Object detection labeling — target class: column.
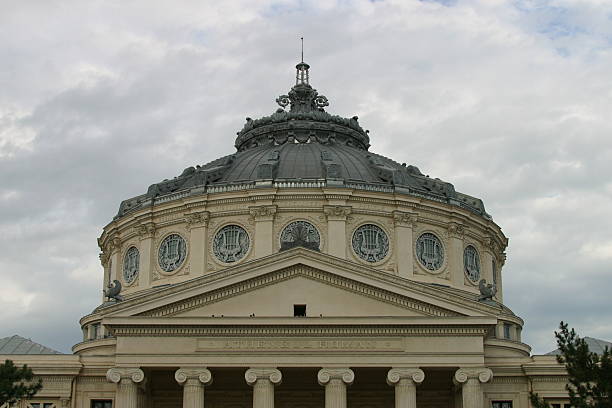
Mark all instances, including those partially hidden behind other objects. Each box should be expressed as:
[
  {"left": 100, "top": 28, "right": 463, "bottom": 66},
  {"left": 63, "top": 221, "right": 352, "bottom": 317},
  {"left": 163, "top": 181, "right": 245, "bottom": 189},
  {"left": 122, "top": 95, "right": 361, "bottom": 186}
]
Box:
[
  {"left": 392, "top": 212, "right": 418, "bottom": 279},
  {"left": 185, "top": 212, "right": 210, "bottom": 275},
  {"left": 317, "top": 368, "right": 354, "bottom": 408},
  {"left": 454, "top": 368, "right": 493, "bottom": 408},
  {"left": 386, "top": 368, "right": 424, "bottom": 408},
  {"left": 175, "top": 368, "right": 212, "bottom": 408},
  {"left": 106, "top": 368, "right": 145, "bottom": 408},
  {"left": 249, "top": 206, "right": 277, "bottom": 257},
  {"left": 137, "top": 222, "right": 156, "bottom": 288},
  {"left": 447, "top": 223, "right": 465, "bottom": 286},
  {"left": 323, "top": 206, "right": 351, "bottom": 259},
  {"left": 245, "top": 368, "right": 282, "bottom": 408}
]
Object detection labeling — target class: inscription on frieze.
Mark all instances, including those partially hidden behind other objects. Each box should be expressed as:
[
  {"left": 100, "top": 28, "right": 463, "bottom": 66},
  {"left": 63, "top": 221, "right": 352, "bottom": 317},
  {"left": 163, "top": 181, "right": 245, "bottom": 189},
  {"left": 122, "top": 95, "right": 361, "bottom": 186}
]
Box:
[{"left": 196, "top": 337, "right": 403, "bottom": 352}]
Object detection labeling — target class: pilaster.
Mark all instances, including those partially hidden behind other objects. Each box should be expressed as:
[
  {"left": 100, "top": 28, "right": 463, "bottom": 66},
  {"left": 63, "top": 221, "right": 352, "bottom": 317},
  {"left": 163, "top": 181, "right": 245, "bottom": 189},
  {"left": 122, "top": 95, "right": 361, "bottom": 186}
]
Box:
[
  {"left": 447, "top": 223, "right": 465, "bottom": 286},
  {"left": 317, "top": 368, "right": 354, "bottom": 408},
  {"left": 454, "top": 367, "right": 493, "bottom": 408},
  {"left": 392, "top": 212, "right": 417, "bottom": 278},
  {"left": 249, "top": 206, "right": 277, "bottom": 257},
  {"left": 185, "top": 212, "right": 210, "bottom": 275},
  {"left": 106, "top": 368, "right": 145, "bottom": 408},
  {"left": 323, "top": 206, "right": 351, "bottom": 259},
  {"left": 109, "top": 236, "right": 121, "bottom": 284},
  {"left": 482, "top": 236, "right": 495, "bottom": 288},
  {"left": 137, "top": 222, "right": 156, "bottom": 288},
  {"left": 175, "top": 368, "right": 213, "bottom": 408},
  {"left": 386, "top": 368, "right": 424, "bottom": 408},
  {"left": 245, "top": 368, "right": 282, "bottom": 408}
]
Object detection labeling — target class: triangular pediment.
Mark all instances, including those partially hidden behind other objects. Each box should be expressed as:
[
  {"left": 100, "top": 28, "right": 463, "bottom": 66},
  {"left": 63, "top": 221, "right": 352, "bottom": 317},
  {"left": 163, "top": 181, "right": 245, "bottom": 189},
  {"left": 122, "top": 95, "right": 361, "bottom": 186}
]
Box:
[{"left": 102, "top": 249, "right": 499, "bottom": 321}]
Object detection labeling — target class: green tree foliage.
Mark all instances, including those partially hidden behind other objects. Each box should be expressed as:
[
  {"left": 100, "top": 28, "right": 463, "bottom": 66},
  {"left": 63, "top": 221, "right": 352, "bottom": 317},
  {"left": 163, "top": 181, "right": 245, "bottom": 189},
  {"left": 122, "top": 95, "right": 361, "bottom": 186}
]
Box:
[
  {"left": 0, "top": 360, "right": 42, "bottom": 405},
  {"left": 530, "top": 322, "right": 612, "bottom": 408}
]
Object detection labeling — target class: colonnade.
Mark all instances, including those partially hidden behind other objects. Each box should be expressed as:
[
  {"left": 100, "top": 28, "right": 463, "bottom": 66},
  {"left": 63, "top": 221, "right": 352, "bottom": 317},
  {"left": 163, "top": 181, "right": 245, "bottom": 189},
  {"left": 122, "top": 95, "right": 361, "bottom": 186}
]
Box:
[{"left": 106, "top": 366, "right": 493, "bottom": 408}]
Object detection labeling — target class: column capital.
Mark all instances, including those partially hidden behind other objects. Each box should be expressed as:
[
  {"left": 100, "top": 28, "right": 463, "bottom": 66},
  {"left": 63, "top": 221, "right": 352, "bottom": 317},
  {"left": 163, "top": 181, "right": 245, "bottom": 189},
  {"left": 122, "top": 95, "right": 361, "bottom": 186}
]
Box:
[
  {"left": 323, "top": 205, "right": 351, "bottom": 221},
  {"left": 392, "top": 211, "right": 418, "bottom": 227},
  {"left": 454, "top": 367, "right": 493, "bottom": 384},
  {"left": 249, "top": 205, "right": 277, "bottom": 221},
  {"left": 106, "top": 367, "right": 145, "bottom": 384},
  {"left": 137, "top": 222, "right": 156, "bottom": 240},
  {"left": 386, "top": 367, "right": 425, "bottom": 386},
  {"left": 317, "top": 368, "right": 354, "bottom": 386},
  {"left": 175, "top": 368, "right": 212, "bottom": 386},
  {"left": 185, "top": 212, "right": 210, "bottom": 230},
  {"left": 245, "top": 368, "right": 282, "bottom": 386}
]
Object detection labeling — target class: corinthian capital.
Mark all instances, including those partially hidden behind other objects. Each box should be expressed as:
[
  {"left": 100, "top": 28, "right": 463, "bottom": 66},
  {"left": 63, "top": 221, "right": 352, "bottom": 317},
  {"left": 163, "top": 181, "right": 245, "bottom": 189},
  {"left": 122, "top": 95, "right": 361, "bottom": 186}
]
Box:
[
  {"left": 249, "top": 205, "right": 277, "bottom": 221},
  {"left": 175, "top": 368, "right": 212, "bottom": 385},
  {"left": 323, "top": 205, "right": 351, "bottom": 220},
  {"left": 106, "top": 367, "right": 145, "bottom": 384},
  {"left": 245, "top": 368, "right": 282, "bottom": 386},
  {"left": 386, "top": 367, "right": 425, "bottom": 386},
  {"left": 317, "top": 368, "right": 354, "bottom": 386},
  {"left": 454, "top": 367, "right": 493, "bottom": 384},
  {"left": 392, "top": 211, "right": 418, "bottom": 227}
]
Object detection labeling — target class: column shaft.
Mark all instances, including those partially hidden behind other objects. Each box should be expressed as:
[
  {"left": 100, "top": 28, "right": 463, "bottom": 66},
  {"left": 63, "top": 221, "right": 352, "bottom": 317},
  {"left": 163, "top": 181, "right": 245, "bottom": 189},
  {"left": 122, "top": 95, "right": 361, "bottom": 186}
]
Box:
[
  {"left": 394, "top": 378, "right": 417, "bottom": 408},
  {"left": 182, "top": 379, "right": 205, "bottom": 408},
  {"left": 253, "top": 379, "right": 274, "bottom": 408},
  {"left": 117, "top": 379, "right": 138, "bottom": 408},
  {"left": 324, "top": 379, "right": 346, "bottom": 408},
  {"left": 462, "top": 378, "right": 482, "bottom": 408}
]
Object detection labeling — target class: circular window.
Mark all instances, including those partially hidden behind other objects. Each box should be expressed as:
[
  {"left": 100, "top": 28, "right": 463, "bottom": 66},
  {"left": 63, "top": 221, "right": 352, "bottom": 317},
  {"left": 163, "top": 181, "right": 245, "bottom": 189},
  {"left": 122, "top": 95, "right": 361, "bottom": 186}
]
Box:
[
  {"left": 464, "top": 245, "right": 481, "bottom": 282},
  {"left": 213, "top": 225, "right": 250, "bottom": 263},
  {"left": 158, "top": 234, "right": 187, "bottom": 272},
  {"left": 123, "top": 246, "right": 139, "bottom": 283},
  {"left": 415, "top": 233, "right": 444, "bottom": 271},
  {"left": 352, "top": 224, "right": 389, "bottom": 263},
  {"left": 280, "top": 221, "right": 320, "bottom": 251}
]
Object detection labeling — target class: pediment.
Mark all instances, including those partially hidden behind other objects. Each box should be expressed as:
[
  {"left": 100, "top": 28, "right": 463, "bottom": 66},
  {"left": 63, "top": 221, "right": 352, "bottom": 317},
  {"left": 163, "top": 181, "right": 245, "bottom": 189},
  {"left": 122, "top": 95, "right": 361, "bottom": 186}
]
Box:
[{"left": 102, "top": 249, "right": 499, "bottom": 321}]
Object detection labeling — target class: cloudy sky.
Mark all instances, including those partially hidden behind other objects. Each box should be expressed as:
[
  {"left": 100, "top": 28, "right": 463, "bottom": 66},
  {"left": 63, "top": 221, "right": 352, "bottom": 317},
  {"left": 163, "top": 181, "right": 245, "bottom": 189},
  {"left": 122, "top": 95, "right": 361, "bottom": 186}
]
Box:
[{"left": 1, "top": 0, "right": 611, "bottom": 354}]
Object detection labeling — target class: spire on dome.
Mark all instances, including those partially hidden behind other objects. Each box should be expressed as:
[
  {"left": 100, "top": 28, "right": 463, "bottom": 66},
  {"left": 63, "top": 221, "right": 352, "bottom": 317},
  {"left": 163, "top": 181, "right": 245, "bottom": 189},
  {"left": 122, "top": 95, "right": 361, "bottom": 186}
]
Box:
[{"left": 276, "top": 40, "right": 329, "bottom": 113}]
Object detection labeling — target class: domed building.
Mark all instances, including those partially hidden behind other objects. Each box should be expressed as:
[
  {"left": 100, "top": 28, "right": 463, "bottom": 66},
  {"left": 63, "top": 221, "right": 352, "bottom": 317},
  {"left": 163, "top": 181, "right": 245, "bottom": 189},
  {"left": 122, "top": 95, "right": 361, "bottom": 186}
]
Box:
[{"left": 2, "top": 62, "right": 571, "bottom": 408}]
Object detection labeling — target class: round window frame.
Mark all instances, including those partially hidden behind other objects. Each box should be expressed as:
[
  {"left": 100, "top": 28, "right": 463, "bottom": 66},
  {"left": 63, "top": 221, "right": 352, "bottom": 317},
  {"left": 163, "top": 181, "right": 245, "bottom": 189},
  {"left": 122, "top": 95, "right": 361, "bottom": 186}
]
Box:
[
  {"left": 278, "top": 219, "right": 322, "bottom": 252},
  {"left": 350, "top": 222, "right": 391, "bottom": 265},
  {"left": 157, "top": 232, "right": 189, "bottom": 275},
  {"left": 414, "top": 231, "right": 446, "bottom": 274},
  {"left": 463, "top": 244, "right": 481, "bottom": 284},
  {"left": 211, "top": 223, "right": 251, "bottom": 265},
  {"left": 122, "top": 245, "right": 140, "bottom": 285}
]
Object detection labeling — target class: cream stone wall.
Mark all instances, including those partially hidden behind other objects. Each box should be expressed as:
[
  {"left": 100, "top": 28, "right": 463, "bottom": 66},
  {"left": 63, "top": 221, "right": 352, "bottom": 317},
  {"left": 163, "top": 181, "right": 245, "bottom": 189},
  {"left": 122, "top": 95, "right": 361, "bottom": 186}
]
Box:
[{"left": 97, "top": 187, "right": 508, "bottom": 302}]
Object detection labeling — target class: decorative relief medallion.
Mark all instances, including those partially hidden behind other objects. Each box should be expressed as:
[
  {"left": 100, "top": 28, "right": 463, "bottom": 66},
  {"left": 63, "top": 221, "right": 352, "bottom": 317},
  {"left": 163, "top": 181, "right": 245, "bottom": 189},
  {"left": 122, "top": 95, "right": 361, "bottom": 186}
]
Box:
[
  {"left": 213, "top": 225, "right": 250, "bottom": 263},
  {"left": 352, "top": 224, "right": 389, "bottom": 262},
  {"left": 464, "top": 245, "right": 481, "bottom": 282},
  {"left": 280, "top": 220, "right": 320, "bottom": 251},
  {"left": 415, "top": 233, "right": 444, "bottom": 271},
  {"left": 158, "top": 234, "right": 187, "bottom": 272},
  {"left": 122, "top": 246, "right": 139, "bottom": 283}
]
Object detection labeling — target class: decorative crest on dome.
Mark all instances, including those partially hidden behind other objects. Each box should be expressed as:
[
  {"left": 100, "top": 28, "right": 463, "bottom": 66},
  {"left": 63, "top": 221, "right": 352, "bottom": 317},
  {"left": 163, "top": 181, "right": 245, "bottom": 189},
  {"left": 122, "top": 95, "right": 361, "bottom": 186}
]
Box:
[{"left": 276, "top": 39, "right": 330, "bottom": 114}]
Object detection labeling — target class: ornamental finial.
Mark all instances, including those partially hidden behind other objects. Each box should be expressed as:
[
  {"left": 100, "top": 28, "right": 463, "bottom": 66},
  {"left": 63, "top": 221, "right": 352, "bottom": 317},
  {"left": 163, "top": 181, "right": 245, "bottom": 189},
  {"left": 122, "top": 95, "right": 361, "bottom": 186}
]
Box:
[{"left": 276, "top": 48, "right": 330, "bottom": 113}]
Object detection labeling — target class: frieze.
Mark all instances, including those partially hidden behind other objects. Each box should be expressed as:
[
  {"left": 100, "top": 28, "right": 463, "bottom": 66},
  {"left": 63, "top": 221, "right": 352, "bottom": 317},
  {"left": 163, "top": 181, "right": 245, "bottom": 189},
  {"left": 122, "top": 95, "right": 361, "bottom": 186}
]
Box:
[{"left": 198, "top": 338, "right": 403, "bottom": 352}]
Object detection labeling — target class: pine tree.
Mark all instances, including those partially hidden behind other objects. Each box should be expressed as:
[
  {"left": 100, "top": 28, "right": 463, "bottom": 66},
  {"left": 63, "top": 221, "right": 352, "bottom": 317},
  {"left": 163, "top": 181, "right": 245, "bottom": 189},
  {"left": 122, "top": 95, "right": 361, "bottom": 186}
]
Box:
[
  {"left": 0, "top": 360, "right": 43, "bottom": 406},
  {"left": 530, "top": 322, "right": 612, "bottom": 408}
]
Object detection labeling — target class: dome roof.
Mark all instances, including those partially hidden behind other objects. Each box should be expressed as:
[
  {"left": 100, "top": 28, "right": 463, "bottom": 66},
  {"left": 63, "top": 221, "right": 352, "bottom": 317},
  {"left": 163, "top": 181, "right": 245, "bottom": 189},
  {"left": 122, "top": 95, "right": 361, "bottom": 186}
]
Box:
[{"left": 116, "top": 62, "right": 488, "bottom": 219}]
